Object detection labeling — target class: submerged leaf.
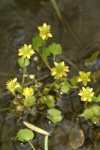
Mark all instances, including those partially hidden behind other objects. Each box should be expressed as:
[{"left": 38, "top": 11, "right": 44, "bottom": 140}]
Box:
[{"left": 69, "top": 127, "right": 84, "bottom": 149}]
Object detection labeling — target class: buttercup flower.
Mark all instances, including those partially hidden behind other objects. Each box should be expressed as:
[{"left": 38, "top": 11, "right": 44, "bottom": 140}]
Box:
[
  {"left": 78, "top": 87, "right": 94, "bottom": 102},
  {"left": 51, "top": 62, "right": 69, "bottom": 78},
  {"left": 18, "top": 44, "right": 35, "bottom": 59},
  {"left": 38, "top": 23, "right": 52, "bottom": 40},
  {"left": 6, "top": 78, "right": 20, "bottom": 94},
  {"left": 77, "top": 71, "right": 91, "bottom": 86},
  {"left": 23, "top": 87, "right": 34, "bottom": 97}
]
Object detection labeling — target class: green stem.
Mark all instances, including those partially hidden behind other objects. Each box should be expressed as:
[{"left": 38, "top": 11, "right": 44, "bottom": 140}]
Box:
[
  {"left": 50, "top": 0, "right": 62, "bottom": 20},
  {"left": 44, "top": 135, "right": 49, "bottom": 150},
  {"left": 0, "top": 107, "right": 12, "bottom": 112},
  {"left": 84, "top": 101, "right": 88, "bottom": 109},
  {"left": 36, "top": 111, "right": 47, "bottom": 116},
  {"left": 28, "top": 140, "right": 35, "bottom": 150},
  {"left": 50, "top": 0, "right": 80, "bottom": 46},
  {"left": 22, "top": 58, "right": 27, "bottom": 85},
  {"left": 38, "top": 51, "right": 51, "bottom": 70}
]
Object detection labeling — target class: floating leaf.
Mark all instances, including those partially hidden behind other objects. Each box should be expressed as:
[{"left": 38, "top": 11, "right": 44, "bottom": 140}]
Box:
[
  {"left": 83, "top": 108, "right": 95, "bottom": 119},
  {"left": 32, "top": 36, "right": 45, "bottom": 50},
  {"left": 16, "top": 128, "right": 34, "bottom": 142},
  {"left": 44, "top": 95, "right": 55, "bottom": 108},
  {"left": 24, "top": 96, "right": 36, "bottom": 108},
  {"left": 18, "top": 57, "right": 30, "bottom": 68},
  {"left": 53, "top": 83, "right": 60, "bottom": 91},
  {"left": 49, "top": 43, "right": 62, "bottom": 55},
  {"left": 60, "top": 81, "right": 71, "bottom": 93},
  {"left": 47, "top": 108, "right": 62, "bottom": 123},
  {"left": 93, "top": 95, "right": 100, "bottom": 102},
  {"left": 91, "top": 105, "right": 100, "bottom": 116},
  {"left": 69, "top": 127, "right": 84, "bottom": 149}
]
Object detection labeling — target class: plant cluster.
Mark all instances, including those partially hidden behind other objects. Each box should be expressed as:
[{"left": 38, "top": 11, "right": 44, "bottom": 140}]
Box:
[{"left": 5, "top": 23, "right": 100, "bottom": 149}]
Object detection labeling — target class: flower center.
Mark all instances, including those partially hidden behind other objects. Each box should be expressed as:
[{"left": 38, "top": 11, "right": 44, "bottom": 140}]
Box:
[{"left": 56, "top": 65, "right": 63, "bottom": 73}]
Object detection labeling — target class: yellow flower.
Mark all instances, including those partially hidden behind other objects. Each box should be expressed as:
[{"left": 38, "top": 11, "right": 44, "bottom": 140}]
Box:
[
  {"left": 38, "top": 23, "right": 52, "bottom": 40},
  {"left": 77, "top": 71, "right": 91, "bottom": 86},
  {"left": 23, "top": 87, "right": 34, "bottom": 97},
  {"left": 78, "top": 87, "right": 94, "bottom": 102},
  {"left": 18, "top": 44, "right": 35, "bottom": 59},
  {"left": 6, "top": 78, "right": 20, "bottom": 94},
  {"left": 51, "top": 62, "right": 69, "bottom": 78}
]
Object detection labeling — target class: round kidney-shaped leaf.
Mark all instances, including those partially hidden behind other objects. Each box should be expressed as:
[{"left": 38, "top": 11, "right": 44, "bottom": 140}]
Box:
[
  {"left": 16, "top": 128, "right": 34, "bottom": 142},
  {"left": 18, "top": 57, "right": 30, "bottom": 68}
]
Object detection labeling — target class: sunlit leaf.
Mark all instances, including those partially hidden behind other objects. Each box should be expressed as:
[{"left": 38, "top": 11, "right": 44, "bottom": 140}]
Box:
[
  {"left": 91, "top": 105, "right": 100, "bottom": 116},
  {"left": 44, "top": 95, "right": 55, "bottom": 108},
  {"left": 60, "top": 81, "right": 71, "bottom": 93},
  {"left": 32, "top": 36, "right": 45, "bottom": 50},
  {"left": 24, "top": 96, "right": 36, "bottom": 108},
  {"left": 47, "top": 108, "right": 62, "bottom": 123},
  {"left": 49, "top": 43, "right": 62, "bottom": 55},
  {"left": 83, "top": 108, "right": 95, "bottom": 119},
  {"left": 18, "top": 57, "right": 30, "bottom": 68},
  {"left": 93, "top": 95, "right": 100, "bottom": 102},
  {"left": 41, "top": 48, "right": 50, "bottom": 62},
  {"left": 16, "top": 128, "right": 34, "bottom": 142}
]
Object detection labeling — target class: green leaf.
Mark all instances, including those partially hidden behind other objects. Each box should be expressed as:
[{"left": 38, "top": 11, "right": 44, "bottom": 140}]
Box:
[
  {"left": 47, "top": 108, "right": 62, "bottom": 123},
  {"left": 18, "top": 57, "right": 30, "bottom": 68},
  {"left": 42, "top": 48, "right": 50, "bottom": 56},
  {"left": 60, "top": 81, "right": 71, "bottom": 93},
  {"left": 93, "top": 95, "right": 100, "bottom": 102},
  {"left": 32, "top": 36, "right": 45, "bottom": 50},
  {"left": 24, "top": 96, "right": 36, "bottom": 108},
  {"left": 69, "top": 127, "right": 84, "bottom": 149},
  {"left": 91, "top": 105, "right": 100, "bottom": 116},
  {"left": 83, "top": 108, "right": 95, "bottom": 119},
  {"left": 70, "top": 77, "right": 78, "bottom": 87},
  {"left": 15, "top": 86, "right": 23, "bottom": 93},
  {"left": 42, "top": 87, "right": 50, "bottom": 95},
  {"left": 53, "top": 83, "right": 60, "bottom": 90},
  {"left": 49, "top": 43, "right": 62, "bottom": 55},
  {"left": 16, "top": 128, "right": 34, "bottom": 142},
  {"left": 44, "top": 95, "right": 55, "bottom": 108},
  {"left": 41, "top": 48, "right": 50, "bottom": 62}
]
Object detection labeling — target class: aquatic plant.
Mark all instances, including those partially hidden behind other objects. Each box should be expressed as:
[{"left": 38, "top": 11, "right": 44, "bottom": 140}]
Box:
[{"left": 2, "top": 23, "right": 100, "bottom": 149}]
